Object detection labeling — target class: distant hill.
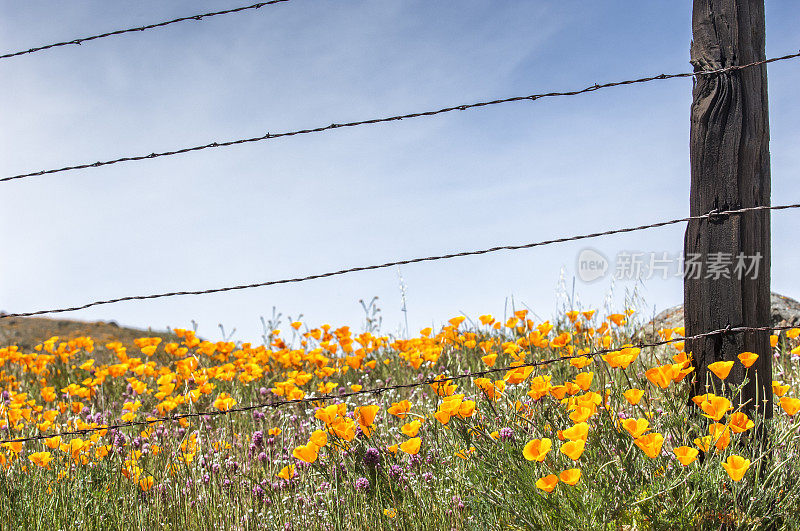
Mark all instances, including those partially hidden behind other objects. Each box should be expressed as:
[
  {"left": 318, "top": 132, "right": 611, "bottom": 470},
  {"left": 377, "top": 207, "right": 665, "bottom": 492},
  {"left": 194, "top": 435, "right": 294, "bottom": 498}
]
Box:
[{"left": 0, "top": 316, "right": 180, "bottom": 351}]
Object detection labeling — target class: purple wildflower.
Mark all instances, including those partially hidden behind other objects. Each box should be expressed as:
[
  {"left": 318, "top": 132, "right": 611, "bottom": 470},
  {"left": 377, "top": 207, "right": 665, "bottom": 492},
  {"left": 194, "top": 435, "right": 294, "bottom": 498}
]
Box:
[
  {"left": 499, "top": 427, "right": 514, "bottom": 441},
  {"left": 363, "top": 447, "right": 380, "bottom": 467},
  {"left": 354, "top": 477, "right": 370, "bottom": 491}
]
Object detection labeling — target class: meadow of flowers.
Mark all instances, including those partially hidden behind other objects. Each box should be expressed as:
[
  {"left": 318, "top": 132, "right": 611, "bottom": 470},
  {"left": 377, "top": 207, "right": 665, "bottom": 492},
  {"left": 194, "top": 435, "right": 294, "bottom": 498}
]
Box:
[{"left": 2, "top": 304, "right": 800, "bottom": 530}]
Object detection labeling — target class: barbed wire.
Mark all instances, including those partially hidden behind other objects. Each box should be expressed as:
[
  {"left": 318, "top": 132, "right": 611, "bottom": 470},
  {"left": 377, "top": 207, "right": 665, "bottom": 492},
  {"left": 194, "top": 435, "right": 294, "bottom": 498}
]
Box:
[
  {"left": 1, "top": 322, "right": 793, "bottom": 446},
  {"left": 2, "top": 50, "right": 798, "bottom": 185},
  {"left": 1, "top": 202, "right": 796, "bottom": 320},
  {"left": 0, "top": 1, "right": 291, "bottom": 61}
]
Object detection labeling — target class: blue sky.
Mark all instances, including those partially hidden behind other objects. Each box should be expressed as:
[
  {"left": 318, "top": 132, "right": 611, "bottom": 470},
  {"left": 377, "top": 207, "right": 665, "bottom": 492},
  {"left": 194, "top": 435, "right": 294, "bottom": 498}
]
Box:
[{"left": 1, "top": 1, "right": 798, "bottom": 342}]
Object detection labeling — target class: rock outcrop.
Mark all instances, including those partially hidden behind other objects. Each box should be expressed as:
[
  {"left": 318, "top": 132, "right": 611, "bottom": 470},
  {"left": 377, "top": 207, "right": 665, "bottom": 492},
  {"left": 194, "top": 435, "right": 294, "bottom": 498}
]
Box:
[{"left": 647, "top": 292, "right": 800, "bottom": 332}]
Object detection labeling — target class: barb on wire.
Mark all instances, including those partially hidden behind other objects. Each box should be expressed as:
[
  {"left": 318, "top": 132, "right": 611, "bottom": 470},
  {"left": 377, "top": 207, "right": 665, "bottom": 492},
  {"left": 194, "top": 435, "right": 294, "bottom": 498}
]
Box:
[
  {"left": 0, "top": 323, "right": 792, "bottom": 445},
  {"left": 1, "top": 202, "right": 796, "bottom": 320},
  {"left": 0, "top": 1, "right": 290, "bottom": 61},
  {"left": 2, "top": 50, "right": 798, "bottom": 184}
]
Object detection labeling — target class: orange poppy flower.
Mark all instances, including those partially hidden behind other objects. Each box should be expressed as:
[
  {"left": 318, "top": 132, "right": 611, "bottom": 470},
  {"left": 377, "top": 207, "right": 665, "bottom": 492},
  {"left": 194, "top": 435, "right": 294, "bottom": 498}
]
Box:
[
  {"left": 535, "top": 474, "right": 559, "bottom": 493},
  {"left": 708, "top": 423, "right": 731, "bottom": 450},
  {"left": 308, "top": 430, "right": 327, "bottom": 449},
  {"left": 559, "top": 468, "right": 581, "bottom": 485},
  {"left": 574, "top": 372, "right": 593, "bottom": 391},
  {"left": 738, "top": 352, "right": 758, "bottom": 368},
  {"left": 561, "top": 422, "right": 589, "bottom": 442},
  {"left": 694, "top": 435, "right": 713, "bottom": 453},
  {"left": 292, "top": 445, "right": 318, "bottom": 464},
  {"left": 560, "top": 440, "right": 586, "bottom": 461},
  {"left": 602, "top": 347, "right": 640, "bottom": 369},
  {"left": 772, "top": 381, "right": 790, "bottom": 397},
  {"left": 28, "top": 451, "right": 53, "bottom": 468},
  {"left": 673, "top": 446, "right": 698, "bottom": 466},
  {"left": 634, "top": 432, "right": 664, "bottom": 458},
  {"left": 478, "top": 315, "right": 494, "bottom": 325},
  {"left": 527, "top": 376, "right": 553, "bottom": 401},
  {"left": 728, "top": 412, "right": 754, "bottom": 433},
  {"left": 481, "top": 353, "right": 498, "bottom": 367},
  {"left": 780, "top": 397, "right": 800, "bottom": 416},
  {"left": 355, "top": 405, "right": 380, "bottom": 436},
  {"left": 523, "top": 438, "right": 552, "bottom": 462},
  {"left": 401, "top": 420, "right": 422, "bottom": 437},
  {"left": 277, "top": 464, "right": 296, "bottom": 480},
  {"left": 708, "top": 361, "right": 734, "bottom": 380},
  {"left": 569, "top": 406, "right": 595, "bottom": 424},
  {"left": 722, "top": 455, "right": 750, "bottom": 482},
  {"left": 608, "top": 314, "right": 626, "bottom": 326},
  {"left": 621, "top": 418, "right": 649, "bottom": 439},
  {"left": 699, "top": 396, "right": 732, "bottom": 421},
  {"left": 399, "top": 437, "right": 421, "bottom": 455},
  {"left": 623, "top": 388, "right": 645, "bottom": 405},
  {"left": 645, "top": 365, "right": 674, "bottom": 389},
  {"left": 387, "top": 400, "right": 411, "bottom": 419},
  {"left": 504, "top": 366, "right": 534, "bottom": 385}
]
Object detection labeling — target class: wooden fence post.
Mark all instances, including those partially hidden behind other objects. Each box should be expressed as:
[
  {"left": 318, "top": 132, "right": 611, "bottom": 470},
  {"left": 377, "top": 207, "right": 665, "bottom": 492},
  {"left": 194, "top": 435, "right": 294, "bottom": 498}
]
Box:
[{"left": 684, "top": 0, "right": 772, "bottom": 417}]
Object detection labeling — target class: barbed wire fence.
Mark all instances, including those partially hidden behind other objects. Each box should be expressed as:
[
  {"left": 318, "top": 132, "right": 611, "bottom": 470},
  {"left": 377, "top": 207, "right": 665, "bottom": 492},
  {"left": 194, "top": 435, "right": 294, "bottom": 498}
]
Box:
[
  {"left": 3, "top": 51, "right": 799, "bottom": 185},
  {"left": 0, "top": 0, "right": 291, "bottom": 61},
  {"left": 0, "top": 202, "right": 798, "bottom": 320},
  {"left": 1, "top": 3, "right": 799, "bottom": 448}
]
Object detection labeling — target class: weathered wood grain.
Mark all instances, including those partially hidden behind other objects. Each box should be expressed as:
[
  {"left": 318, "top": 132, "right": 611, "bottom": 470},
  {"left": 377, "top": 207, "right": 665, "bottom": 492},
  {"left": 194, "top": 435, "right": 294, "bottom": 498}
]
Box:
[{"left": 685, "top": 0, "right": 772, "bottom": 415}]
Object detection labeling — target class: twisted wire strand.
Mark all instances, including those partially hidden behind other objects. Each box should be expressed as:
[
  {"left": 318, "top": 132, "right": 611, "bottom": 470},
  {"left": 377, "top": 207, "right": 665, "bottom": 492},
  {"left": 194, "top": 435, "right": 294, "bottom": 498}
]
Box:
[
  {"left": 0, "top": 1, "right": 291, "bottom": 61},
  {"left": 3, "top": 50, "right": 798, "bottom": 184},
  {"left": 1, "top": 202, "right": 796, "bottom": 320}
]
